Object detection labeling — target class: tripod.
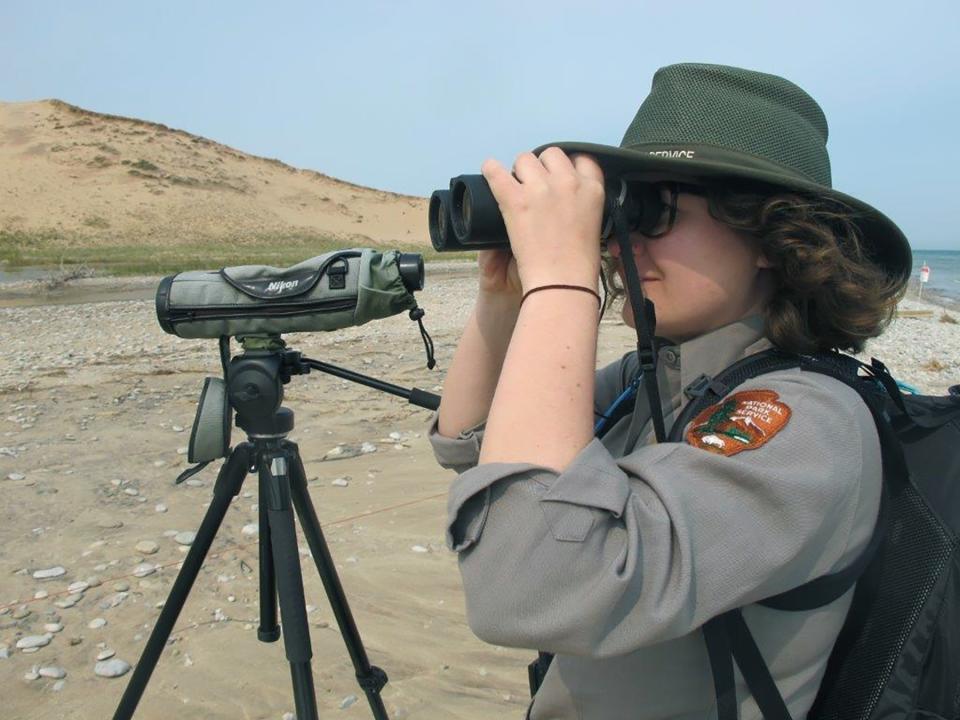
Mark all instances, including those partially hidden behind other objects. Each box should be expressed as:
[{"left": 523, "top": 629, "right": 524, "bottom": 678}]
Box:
[{"left": 113, "top": 340, "right": 440, "bottom": 719}]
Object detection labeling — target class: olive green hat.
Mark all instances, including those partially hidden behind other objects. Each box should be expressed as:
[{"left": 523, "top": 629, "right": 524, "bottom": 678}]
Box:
[{"left": 536, "top": 62, "right": 911, "bottom": 282}]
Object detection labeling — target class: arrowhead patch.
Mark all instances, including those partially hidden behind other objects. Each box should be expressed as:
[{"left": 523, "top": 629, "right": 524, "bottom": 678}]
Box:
[{"left": 686, "top": 389, "right": 791, "bottom": 456}]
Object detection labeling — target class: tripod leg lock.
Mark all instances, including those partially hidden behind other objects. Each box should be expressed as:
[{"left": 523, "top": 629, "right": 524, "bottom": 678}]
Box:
[{"left": 356, "top": 666, "right": 389, "bottom": 695}]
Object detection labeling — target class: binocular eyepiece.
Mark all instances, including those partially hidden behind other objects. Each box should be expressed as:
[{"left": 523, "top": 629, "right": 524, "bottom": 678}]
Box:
[{"left": 428, "top": 175, "right": 666, "bottom": 252}]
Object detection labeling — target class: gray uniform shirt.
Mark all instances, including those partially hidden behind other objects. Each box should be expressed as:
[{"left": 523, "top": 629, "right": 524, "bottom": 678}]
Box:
[{"left": 429, "top": 317, "right": 881, "bottom": 720}]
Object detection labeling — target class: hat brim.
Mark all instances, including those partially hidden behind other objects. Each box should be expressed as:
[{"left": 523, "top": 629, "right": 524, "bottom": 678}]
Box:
[{"left": 535, "top": 141, "right": 912, "bottom": 283}]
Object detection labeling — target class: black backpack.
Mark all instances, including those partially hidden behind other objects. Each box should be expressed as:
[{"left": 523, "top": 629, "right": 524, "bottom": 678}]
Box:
[
  {"left": 527, "top": 350, "right": 960, "bottom": 720},
  {"left": 671, "top": 350, "right": 960, "bottom": 720}
]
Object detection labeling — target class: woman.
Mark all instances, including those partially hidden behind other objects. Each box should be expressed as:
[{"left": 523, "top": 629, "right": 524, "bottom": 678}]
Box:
[{"left": 430, "top": 63, "right": 910, "bottom": 719}]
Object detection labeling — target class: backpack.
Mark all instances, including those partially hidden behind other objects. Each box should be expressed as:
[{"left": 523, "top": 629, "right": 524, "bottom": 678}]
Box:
[
  {"left": 671, "top": 349, "right": 960, "bottom": 720},
  {"left": 527, "top": 349, "right": 960, "bottom": 720}
]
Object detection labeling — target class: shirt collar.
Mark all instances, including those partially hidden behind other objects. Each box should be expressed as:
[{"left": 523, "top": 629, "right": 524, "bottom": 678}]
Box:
[{"left": 656, "top": 315, "right": 772, "bottom": 401}]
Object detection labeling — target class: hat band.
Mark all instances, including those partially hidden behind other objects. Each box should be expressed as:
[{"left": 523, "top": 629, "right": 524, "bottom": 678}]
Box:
[{"left": 620, "top": 143, "right": 830, "bottom": 188}]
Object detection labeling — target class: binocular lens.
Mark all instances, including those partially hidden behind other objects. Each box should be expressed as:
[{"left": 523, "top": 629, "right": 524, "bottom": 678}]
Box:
[
  {"left": 428, "top": 178, "right": 509, "bottom": 251},
  {"left": 429, "top": 190, "right": 469, "bottom": 252}
]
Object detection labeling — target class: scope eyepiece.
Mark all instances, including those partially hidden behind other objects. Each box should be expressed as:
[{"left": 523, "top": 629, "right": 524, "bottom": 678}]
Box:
[{"left": 397, "top": 253, "right": 425, "bottom": 292}]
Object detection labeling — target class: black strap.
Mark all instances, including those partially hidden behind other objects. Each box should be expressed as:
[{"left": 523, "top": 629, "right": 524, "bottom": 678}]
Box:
[
  {"left": 527, "top": 651, "right": 553, "bottom": 697},
  {"left": 611, "top": 202, "right": 665, "bottom": 445},
  {"left": 727, "top": 610, "right": 793, "bottom": 720},
  {"left": 704, "top": 615, "right": 739, "bottom": 720}
]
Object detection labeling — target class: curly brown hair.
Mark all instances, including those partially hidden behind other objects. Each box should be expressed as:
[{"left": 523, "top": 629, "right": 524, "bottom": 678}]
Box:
[{"left": 601, "top": 183, "right": 907, "bottom": 353}]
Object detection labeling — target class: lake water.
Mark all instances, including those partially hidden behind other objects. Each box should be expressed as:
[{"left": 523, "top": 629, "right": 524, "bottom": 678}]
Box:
[{"left": 911, "top": 249, "right": 960, "bottom": 303}]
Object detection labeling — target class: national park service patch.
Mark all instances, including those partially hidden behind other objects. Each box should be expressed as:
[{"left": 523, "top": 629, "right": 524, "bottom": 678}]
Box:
[{"left": 686, "top": 390, "right": 791, "bottom": 456}]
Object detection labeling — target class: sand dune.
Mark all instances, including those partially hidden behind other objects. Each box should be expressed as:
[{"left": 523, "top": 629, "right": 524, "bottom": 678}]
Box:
[{"left": 0, "top": 99, "right": 429, "bottom": 249}]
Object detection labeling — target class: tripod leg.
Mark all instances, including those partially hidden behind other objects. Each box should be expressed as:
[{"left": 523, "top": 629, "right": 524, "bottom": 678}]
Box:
[
  {"left": 113, "top": 443, "right": 254, "bottom": 720},
  {"left": 259, "top": 445, "right": 321, "bottom": 720},
  {"left": 258, "top": 475, "right": 280, "bottom": 642},
  {"left": 286, "top": 441, "right": 390, "bottom": 720}
]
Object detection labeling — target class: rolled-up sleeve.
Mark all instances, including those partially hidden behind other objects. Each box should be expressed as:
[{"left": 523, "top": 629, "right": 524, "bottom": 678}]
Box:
[
  {"left": 445, "top": 372, "right": 881, "bottom": 659},
  {"left": 427, "top": 413, "right": 485, "bottom": 474}
]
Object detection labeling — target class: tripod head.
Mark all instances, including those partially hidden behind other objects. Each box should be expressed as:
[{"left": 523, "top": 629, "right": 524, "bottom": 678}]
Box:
[
  {"left": 177, "top": 333, "right": 441, "bottom": 484},
  {"left": 227, "top": 335, "right": 307, "bottom": 437}
]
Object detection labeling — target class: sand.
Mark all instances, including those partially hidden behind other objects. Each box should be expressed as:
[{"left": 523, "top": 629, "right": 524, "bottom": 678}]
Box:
[{"left": 1, "top": 266, "right": 958, "bottom": 720}]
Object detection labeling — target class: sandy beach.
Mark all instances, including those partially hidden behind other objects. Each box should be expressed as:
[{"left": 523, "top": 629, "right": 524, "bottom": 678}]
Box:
[{"left": 1, "top": 264, "right": 959, "bottom": 720}]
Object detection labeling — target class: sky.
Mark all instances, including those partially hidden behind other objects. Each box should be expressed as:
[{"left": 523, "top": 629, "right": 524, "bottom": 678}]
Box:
[{"left": 2, "top": 0, "right": 958, "bottom": 251}]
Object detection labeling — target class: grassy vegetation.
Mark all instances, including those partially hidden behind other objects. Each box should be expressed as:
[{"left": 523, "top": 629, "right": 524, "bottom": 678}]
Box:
[{"left": 0, "top": 229, "right": 475, "bottom": 277}]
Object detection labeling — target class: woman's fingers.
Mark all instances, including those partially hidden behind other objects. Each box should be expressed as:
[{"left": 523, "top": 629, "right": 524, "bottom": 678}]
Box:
[
  {"left": 480, "top": 157, "right": 516, "bottom": 203},
  {"left": 571, "top": 153, "right": 604, "bottom": 184},
  {"left": 512, "top": 151, "right": 547, "bottom": 184}
]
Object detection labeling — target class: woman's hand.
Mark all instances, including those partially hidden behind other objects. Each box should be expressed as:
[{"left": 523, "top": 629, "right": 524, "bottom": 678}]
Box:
[
  {"left": 476, "top": 248, "right": 522, "bottom": 298},
  {"left": 481, "top": 148, "right": 605, "bottom": 292}
]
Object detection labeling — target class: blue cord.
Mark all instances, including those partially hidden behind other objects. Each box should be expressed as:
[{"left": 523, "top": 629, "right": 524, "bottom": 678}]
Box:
[
  {"left": 594, "top": 375, "right": 641, "bottom": 436},
  {"left": 895, "top": 379, "right": 921, "bottom": 395}
]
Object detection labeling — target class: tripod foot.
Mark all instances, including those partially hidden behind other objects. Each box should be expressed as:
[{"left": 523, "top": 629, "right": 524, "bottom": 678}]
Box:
[{"left": 258, "top": 626, "right": 281, "bottom": 642}]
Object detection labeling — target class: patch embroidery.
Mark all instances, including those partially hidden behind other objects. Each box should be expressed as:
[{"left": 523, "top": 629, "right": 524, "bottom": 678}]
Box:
[{"left": 686, "top": 390, "right": 791, "bottom": 456}]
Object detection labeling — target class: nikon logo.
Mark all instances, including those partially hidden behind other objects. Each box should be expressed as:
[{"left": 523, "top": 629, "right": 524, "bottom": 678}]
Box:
[
  {"left": 266, "top": 280, "right": 299, "bottom": 293},
  {"left": 648, "top": 149, "right": 696, "bottom": 159}
]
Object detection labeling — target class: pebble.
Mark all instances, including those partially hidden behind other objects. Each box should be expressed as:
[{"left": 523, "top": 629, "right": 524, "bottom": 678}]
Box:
[
  {"left": 135, "top": 540, "right": 160, "bottom": 555},
  {"left": 241, "top": 523, "right": 259, "bottom": 537},
  {"left": 88, "top": 617, "right": 107, "bottom": 629},
  {"left": 133, "top": 563, "right": 157, "bottom": 577},
  {"left": 97, "top": 648, "right": 116, "bottom": 661},
  {"left": 32, "top": 566, "right": 66, "bottom": 580},
  {"left": 33, "top": 590, "right": 49, "bottom": 599},
  {"left": 123, "top": 487, "right": 139, "bottom": 496},
  {"left": 68, "top": 580, "right": 90, "bottom": 594},
  {"left": 69, "top": 637, "right": 82, "bottom": 646},
  {"left": 55, "top": 594, "right": 82, "bottom": 609},
  {"left": 155, "top": 503, "right": 168, "bottom": 513},
  {"left": 39, "top": 665, "right": 67, "bottom": 679},
  {"left": 16, "top": 634, "right": 53, "bottom": 650},
  {"left": 85, "top": 576, "right": 103, "bottom": 588},
  {"left": 0, "top": 645, "right": 9, "bottom": 659},
  {"left": 97, "top": 520, "right": 123, "bottom": 529},
  {"left": 331, "top": 477, "right": 350, "bottom": 487},
  {"left": 7, "top": 472, "right": 25, "bottom": 481},
  {"left": 94, "top": 658, "right": 131, "bottom": 678},
  {"left": 53, "top": 679, "right": 66, "bottom": 691},
  {"left": 100, "top": 592, "right": 128, "bottom": 610},
  {"left": 44, "top": 623, "right": 63, "bottom": 633},
  {"left": 25, "top": 668, "right": 40, "bottom": 680},
  {"left": 113, "top": 581, "right": 130, "bottom": 592},
  {"left": 340, "top": 695, "right": 359, "bottom": 709},
  {"left": 12, "top": 605, "right": 31, "bottom": 619},
  {"left": 185, "top": 478, "right": 205, "bottom": 488},
  {"left": 411, "top": 545, "right": 429, "bottom": 553},
  {"left": 174, "top": 531, "right": 196, "bottom": 546}
]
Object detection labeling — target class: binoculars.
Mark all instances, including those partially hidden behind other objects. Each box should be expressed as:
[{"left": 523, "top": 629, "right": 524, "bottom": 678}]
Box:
[{"left": 428, "top": 175, "right": 669, "bottom": 252}]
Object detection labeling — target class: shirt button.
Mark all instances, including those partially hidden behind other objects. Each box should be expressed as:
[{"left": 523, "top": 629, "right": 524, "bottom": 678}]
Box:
[{"left": 663, "top": 348, "right": 679, "bottom": 367}]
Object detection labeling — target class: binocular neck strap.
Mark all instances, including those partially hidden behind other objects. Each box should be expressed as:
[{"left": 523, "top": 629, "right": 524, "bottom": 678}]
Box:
[{"left": 611, "top": 206, "right": 666, "bottom": 445}]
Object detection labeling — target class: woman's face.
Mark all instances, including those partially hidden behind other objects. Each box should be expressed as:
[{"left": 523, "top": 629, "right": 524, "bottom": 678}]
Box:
[{"left": 606, "top": 186, "right": 773, "bottom": 342}]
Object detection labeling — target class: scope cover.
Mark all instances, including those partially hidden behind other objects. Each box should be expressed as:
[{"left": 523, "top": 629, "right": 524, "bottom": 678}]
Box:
[{"left": 157, "top": 249, "right": 419, "bottom": 339}]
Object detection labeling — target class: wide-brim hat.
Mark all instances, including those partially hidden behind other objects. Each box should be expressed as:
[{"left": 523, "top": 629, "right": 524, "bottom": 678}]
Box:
[{"left": 535, "top": 63, "right": 912, "bottom": 283}]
